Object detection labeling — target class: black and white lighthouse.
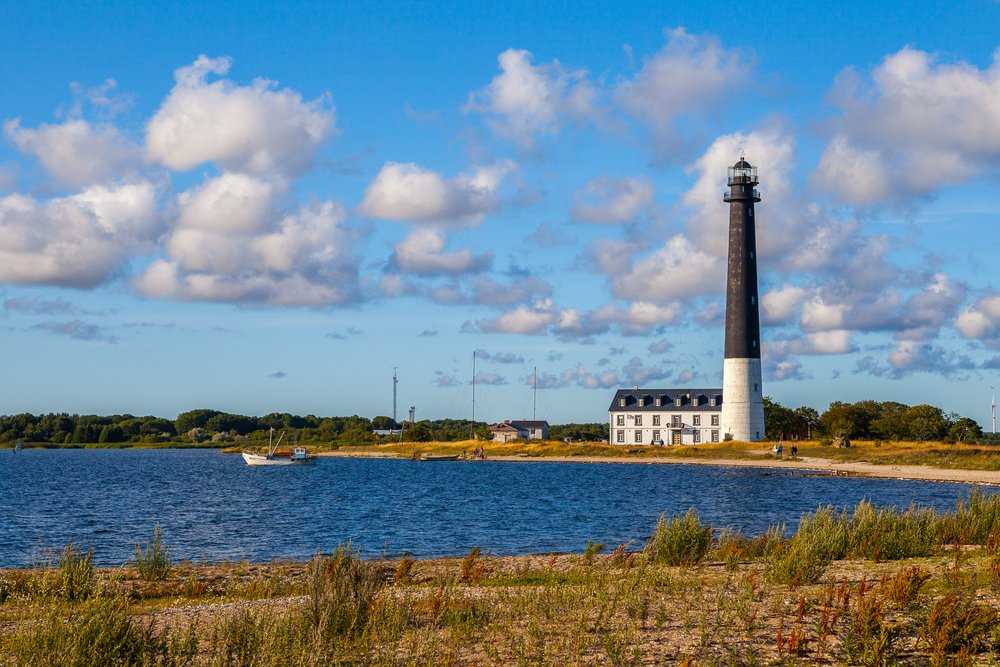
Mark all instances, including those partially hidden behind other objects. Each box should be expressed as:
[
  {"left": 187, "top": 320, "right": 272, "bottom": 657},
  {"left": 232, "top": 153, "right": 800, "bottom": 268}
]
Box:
[{"left": 720, "top": 153, "right": 765, "bottom": 441}]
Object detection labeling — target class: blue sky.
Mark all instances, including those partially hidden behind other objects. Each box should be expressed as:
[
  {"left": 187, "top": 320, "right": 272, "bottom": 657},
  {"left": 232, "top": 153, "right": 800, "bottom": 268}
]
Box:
[{"left": 2, "top": 0, "right": 1000, "bottom": 426}]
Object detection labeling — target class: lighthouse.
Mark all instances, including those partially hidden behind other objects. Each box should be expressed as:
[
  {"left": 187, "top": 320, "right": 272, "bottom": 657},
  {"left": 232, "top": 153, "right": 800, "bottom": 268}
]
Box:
[{"left": 720, "top": 152, "right": 765, "bottom": 441}]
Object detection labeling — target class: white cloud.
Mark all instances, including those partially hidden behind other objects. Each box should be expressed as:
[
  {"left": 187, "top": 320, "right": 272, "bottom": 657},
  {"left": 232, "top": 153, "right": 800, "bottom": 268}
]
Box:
[
  {"left": 0, "top": 182, "right": 158, "bottom": 288},
  {"left": 608, "top": 235, "right": 722, "bottom": 303},
  {"left": 813, "top": 46, "right": 1000, "bottom": 204},
  {"left": 622, "top": 357, "right": 672, "bottom": 385},
  {"left": 474, "top": 298, "right": 560, "bottom": 335},
  {"left": 145, "top": 55, "right": 334, "bottom": 175},
  {"left": 390, "top": 227, "right": 492, "bottom": 275},
  {"left": 471, "top": 372, "right": 506, "bottom": 385},
  {"left": 357, "top": 160, "right": 515, "bottom": 224},
  {"left": 648, "top": 338, "right": 672, "bottom": 354},
  {"left": 591, "top": 302, "right": 679, "bottom": 336},
  {"left": 615, "top": 28, "right": 750, "bottom": 158},
  {"left": 135, "top": 201, "right": 364, "bottom": 306},
  {"left": 464, "top": 48, "right": 598, "bottom": 150},
  {"left": 570, "top": 175, "right": 655, "bottom": 224},
  {"left": 760, "top": 284, "right": 807, "bottom": 326},
  {"left": 955, "top": 293, "right": 1000, "bottom": 341},
  {"left": 4, "top": 118, "right": 139, "bottom": 187}
]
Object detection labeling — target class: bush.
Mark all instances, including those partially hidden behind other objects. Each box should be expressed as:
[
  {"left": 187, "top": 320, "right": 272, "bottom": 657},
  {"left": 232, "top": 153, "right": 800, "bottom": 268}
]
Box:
[
  {"left": 644, "top": 509, "right": 714, "bottom": 567},
  {"left": 56, "top": 539, "right": 95, "bottom": 601},
  {"left": 305, "top": 543, "right": 390, "bottom": 640},
  {"left": 134, "top": 525, "right": 172, "bottom": 581},
  {"left": 920, "top": 594, "right": 998, "bottom": 658}
]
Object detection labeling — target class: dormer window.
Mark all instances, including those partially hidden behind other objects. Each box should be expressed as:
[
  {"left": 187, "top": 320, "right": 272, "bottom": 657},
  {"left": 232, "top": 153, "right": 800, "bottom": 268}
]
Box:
[
  {"left": 654, "top": 397, "right": 662, "bottom": 407},
  {"left": 691, "top": 396, "right": 699, "bottom": 407},
  {"left": 674, "top": 397, "right": 682, "bottom": 407},
  {"left": 709, "top": 397, "right": 717, "bottom": 407},
  {"left": 619, "top": 397, "right": 626, "bottom": 407}
]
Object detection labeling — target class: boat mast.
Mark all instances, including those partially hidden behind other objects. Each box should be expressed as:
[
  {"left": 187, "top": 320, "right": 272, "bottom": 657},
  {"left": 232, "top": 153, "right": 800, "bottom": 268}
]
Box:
[
  {"left": 533, "top": 366, "right": 537, "bottom": 421},
  {"left": 392, "top": 367, "right": 398, "bottom": 426}
]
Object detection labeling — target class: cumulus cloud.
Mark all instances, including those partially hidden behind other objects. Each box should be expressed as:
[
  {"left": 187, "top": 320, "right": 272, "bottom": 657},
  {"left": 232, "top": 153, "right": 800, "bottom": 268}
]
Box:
[
  {"left": 267, "top": 371, "right": 287, "bottom": 379},
  {"left": 420, "top": 329, "right": 438, "bottom": 337},
  {"left": 855, "top": 342, "right": 977, "bottom": 379},
  {"left": 648, "top": 338, "right": 672, "bottom": 354},
  {"left": 615, "top": 28, "right": 751, "bottom": 158},
  {"left": 760, "top": 284, "right": 807, "bottom": 326},
  {"left": 529, "top": 364, "right": 618, "bottom": 389},
  {"left": 676, "top": 369, "right": 698, "bottom": 384},
  {"left": 621, "top": 357, "right": 672, "bottom": 385},
  {"left": 4, "top": 118, "right": 139, "bottom": 187},
  {"left": 813, "top": 46, "right": 1000, "bottom": 204},
  {"left": 472, "top": 276, "right": 552, "bottom": 306},
  {"left": 473, "top": 350, "right": 525, "bottom": 363},
  {"left": 435, "top": 373, "right": 458, "bottom": 387},
  {"left": 570, "top": 175, "right": 655, "bottom": 224},
  {"left": 135, "top": 200, "right": 364, "bottom": 306},
  {"left": 955, "top": 293, "right": 1000, "bottom": 343},
  {"left": 471, "top": 372, "right": 506, "bottom": 385},
  {"left": 607, "top": 235, "right": 723, "bottom": 304},
  {"left": 464, "top": 48, "right": 598, "bottom": 150},
  {"left": 32, "top": 319, "right": 118, "bottom": 344},
  {"left": 145, "top": 55, "right": 334, "bottom": 175},
  {"left": 358, "top": 161, "right": 515, "bottom": 224},
  {"left": 389, "top": 227, "right": 492, "bottom": 276},
  {"left": 591, "top": 302, "right": 679, "bottom": 336},
  {"left": 0, "top": 182, "right": 159, "bottom": 288}
]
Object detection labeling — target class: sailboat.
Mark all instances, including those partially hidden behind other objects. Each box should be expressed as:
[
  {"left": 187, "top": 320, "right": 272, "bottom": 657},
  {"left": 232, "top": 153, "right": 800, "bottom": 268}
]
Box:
[
  {"left": 242, "top": 429, "right": 317, "bottom": 466},
  {"left": 14, "top": 439, "right": 22, "bottom": 453}
]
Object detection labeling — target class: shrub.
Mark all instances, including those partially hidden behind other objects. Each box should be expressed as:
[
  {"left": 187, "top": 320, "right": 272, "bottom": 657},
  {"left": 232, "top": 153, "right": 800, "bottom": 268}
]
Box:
[
  {"left": 839, "top": 579, "right": 900, "bottom": 667},
  {"left": 881, "top": 566, "right": 931, "bottom": 609},
  {"left": 644, "top": 509, "right": 714, "bottom": 567},
  {"left": 134, "top": 525, "right": 172, "bottom": 581},
  {"left": 920, "top": 594, "right": 999, "bottom": 658},
  {"left": 583, "top": 540, "right": 607, "bottom": 565},
  {"left": 305, "top": 543, "right": 390, "bottom": 640},
  {"left": 56, "top": 539, "right": 95, "bottom": 601}
]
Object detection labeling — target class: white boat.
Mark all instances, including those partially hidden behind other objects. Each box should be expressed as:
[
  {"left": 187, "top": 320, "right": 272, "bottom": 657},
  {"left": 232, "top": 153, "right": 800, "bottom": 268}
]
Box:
[
  {"left": 242, "top": 429, "right": 317, "bottom": 466},
  {"left": 14, "top": 439, "right": 22, "bottom": 453}
]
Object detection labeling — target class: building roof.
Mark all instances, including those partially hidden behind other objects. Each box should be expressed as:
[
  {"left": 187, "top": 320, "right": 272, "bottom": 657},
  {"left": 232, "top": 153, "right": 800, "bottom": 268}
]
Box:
[
  {"left": 509, "top": 420, "right": 549, "bottom": 429},
  {"left": 490, "top": 423, "right": 520, "bottom": 432},
  {"left": 733, "top": 158, "right": 752, "bottom": 169},
  {"left": 608, "top": 388, "right": 723, "bottom": 412}
]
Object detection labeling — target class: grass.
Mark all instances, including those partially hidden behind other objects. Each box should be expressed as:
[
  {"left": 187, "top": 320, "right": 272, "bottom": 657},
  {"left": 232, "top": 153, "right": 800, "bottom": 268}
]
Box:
[
  {"left": 8, "top": 491, "right": 1000, "bottom": 665},
  {"left": 133, "top": 525, "right": 172, "bottom": 581}
]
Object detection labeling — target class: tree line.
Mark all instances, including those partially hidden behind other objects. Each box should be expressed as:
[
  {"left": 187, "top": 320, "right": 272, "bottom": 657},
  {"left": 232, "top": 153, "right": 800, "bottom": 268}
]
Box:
[{"left": 763, "top": 398, "right": 989, "bottom": 444}]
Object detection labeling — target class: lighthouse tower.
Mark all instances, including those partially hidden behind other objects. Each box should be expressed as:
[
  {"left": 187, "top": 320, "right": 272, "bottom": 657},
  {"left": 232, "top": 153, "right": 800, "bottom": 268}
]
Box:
[{"left": 720, "top": 153, "right": 765, "bottom": 441}]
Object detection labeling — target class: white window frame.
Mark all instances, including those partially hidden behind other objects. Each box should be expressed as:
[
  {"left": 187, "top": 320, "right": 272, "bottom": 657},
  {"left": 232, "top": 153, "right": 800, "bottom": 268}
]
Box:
[
  {"left": 693, "top": 415, "right": 701, "bottom": 426},
  {"left": 652, "top": 415, "right": 660, "bottom": 426},
  {"left": 635, "top": 415, "right": 642, "bottom": 426},
  {"left": 616, "top": 415, "right": 624, "bottom": 426},
  {"left": 711, "top": 415, "right": 720, "bottom": 426},
  {"left": 694, "top": 431, "right": 701, "bottom": 444},
  {"left": 711, "top": 430, "right": 719, "bottom": 443},
  {"left": 617, "top": 430, "right": 624, "bottom": 443},
  {"left": 634, "top": 430, "right": 642, "bottom": 443}
]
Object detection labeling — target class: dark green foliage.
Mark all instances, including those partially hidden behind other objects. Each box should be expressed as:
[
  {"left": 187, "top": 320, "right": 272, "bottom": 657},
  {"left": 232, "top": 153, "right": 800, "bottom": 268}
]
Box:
[
  {"left": 548, "top": 423, "right": 608, "bottom": 442},
  {"left": 371, "top": 415, "right": 398, "bottom": 430},
  {"left": 174, "top": 409, "right": 222, "bottom": 434},
  {"left": 402, "top": 424, "right": 433, "bottom": 442}
]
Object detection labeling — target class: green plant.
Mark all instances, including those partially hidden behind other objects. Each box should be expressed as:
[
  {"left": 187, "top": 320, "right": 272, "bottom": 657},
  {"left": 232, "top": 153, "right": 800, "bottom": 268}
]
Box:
[
  {"left": 839, "top": 578, "right": 899, "bottom": 667},
  {"left": 583, "top": 539, "right": 607, "bottom": 565},
  {"left": 134, "top": 524, "right": 172, "bottom": 581},
  {"left": 644, "top": 508, "right": 714, "bottom": 567},
  {"left": 304, "top": 543, "right": 390, "bottom": 640},
  {"left": 881, "top": 566, "right": 930, "bottom": 608},
  {"left": 55, "top": 539, "right": 95, "bottom": 601}
]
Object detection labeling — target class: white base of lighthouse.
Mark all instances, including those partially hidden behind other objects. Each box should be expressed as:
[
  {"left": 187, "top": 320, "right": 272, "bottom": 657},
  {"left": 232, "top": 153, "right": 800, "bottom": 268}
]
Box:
[{"left": 721, "top": 358, "right": 765, "bottom": 442}]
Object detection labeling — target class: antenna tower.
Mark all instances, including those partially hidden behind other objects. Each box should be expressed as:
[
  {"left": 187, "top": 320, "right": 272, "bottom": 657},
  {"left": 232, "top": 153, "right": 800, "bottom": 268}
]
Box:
[
  {"left": 392, "top": 367, "right": 398, "bottom": 425},
  {"left": 992, "top": 386, "right": 996, "bottom": 434},
  {"left": 533, "top": 366, "right": 537, "bottom": 421},
  {"left": 471, "top": 351, "right": 476, "bottom": 439}
]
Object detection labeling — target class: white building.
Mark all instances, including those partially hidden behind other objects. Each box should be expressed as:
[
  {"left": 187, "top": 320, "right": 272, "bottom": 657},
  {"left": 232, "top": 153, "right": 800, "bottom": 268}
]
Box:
[
  {"left": 490, "top": 420, "right": 549, "bottom": 442},
  {"left": 608, "top": 388, "right": 723, "bottom": 446}
]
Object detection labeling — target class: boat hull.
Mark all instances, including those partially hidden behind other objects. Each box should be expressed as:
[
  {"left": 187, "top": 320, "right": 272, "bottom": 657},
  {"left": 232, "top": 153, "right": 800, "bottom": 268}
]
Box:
[{"left": 242, "top": 452, "right": 318, "bottom": 466}]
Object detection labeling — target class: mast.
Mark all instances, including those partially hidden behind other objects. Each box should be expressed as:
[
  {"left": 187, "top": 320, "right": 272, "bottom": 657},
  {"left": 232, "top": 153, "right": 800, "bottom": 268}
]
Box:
[
  {"left": 533, "top": 366, "right": 536, "bottom": 421},
  {"left": 392, "top": 367, "right": 398, "bottom": 425},
  {"left": 471, "top": 351, "right": 476, "bottom": 440},
  {"left": 993, "top": 387, "right": 996, "bottom": 434}
]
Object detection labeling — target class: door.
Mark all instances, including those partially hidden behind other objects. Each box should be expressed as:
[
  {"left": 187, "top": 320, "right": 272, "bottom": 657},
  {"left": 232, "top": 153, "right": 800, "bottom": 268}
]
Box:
[{"left": 672, "top": 431, "right": 681, "bottom": 445}]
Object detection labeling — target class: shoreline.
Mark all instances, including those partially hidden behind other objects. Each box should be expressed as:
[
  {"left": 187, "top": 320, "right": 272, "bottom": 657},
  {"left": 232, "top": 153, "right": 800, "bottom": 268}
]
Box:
[{"left": 318, "top": 450, "right": 1000, "bottom": 486}]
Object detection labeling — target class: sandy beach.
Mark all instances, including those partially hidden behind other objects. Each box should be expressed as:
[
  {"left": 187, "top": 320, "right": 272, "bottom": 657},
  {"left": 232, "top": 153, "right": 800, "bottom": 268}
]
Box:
[{"left": 319, "top": 449, "right": 1000, "bottom": 485}]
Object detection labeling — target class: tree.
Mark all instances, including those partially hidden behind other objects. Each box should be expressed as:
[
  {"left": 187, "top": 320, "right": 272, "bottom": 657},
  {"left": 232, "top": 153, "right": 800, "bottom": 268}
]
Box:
[
  {"left": 763, "top": 397, "right": 795, "bottom": 440},
  {"left": 904, "top": 405, "right": 948, "bottom": 441},
  {"left": 142, "top": 418, "right": 176, "bottom": 437},
  {"left": 792, "top": 407, "right": 819, "bottom": 439},
  {"left": 871, "top": 402, "right": 910, "bottom": 441},
  {"left": 949, "top": 418, "right": 983, "bottom": 443},
  {"left": 402, "top": 425, "right": 432, "bottom": 442},
  {"left": 98, "top": 424, "right": 125, "bottom": 443},
  {"left": 175, "top": 410, "right": 221, "bottom": 434},
  {"left": 475, "top": 424, "right": 493, "bottom": 441},
  {"left": 187, "top": 428, "right": 207, "bottom": 444},
  {"left": 372, "top": 416, "right": 397, "bottom": 430}
]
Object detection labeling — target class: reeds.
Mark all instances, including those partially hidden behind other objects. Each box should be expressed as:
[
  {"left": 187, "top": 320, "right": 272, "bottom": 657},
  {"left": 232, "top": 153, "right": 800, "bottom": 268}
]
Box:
[{"left": 304, "top": 542, "right": 390, "bottom": 641}]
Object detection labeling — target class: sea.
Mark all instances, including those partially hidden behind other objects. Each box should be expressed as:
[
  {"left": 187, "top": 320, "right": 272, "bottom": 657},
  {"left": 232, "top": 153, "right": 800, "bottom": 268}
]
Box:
[{"left": 0, "top": 448, "right": 995, "bottom": 567}]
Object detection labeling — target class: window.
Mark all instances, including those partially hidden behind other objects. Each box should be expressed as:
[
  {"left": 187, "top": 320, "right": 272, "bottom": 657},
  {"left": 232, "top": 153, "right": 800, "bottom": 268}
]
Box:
[
  {"left": 709, "top": 397, "right": 717, "bottom": 406},
  {"left": 756, "top": 431, "right": 760, "bottom": 440},
  {"left": 691, "top": 396, "right": 699, "bottom": 407},
  {"left": 750, "top": 252, "right": 754, "bottom": 259},
  {"left": 636, "top": 396, "right": 644, "bottom": 407},
  {"left": 753, "top": 341, "right": 756, "bottom": 348},
  {"left": 654, "top": 397, "right": 661, "bottom": 407},
  {"left": 616, "top": 415, "right": 624, "bottom": 426},
  {"left": 754, "top": 383, "right": 758, "bottom": 392},
  {"left": 711, "top": 430, "right": 719, "bottom": 443},
  {"left": 749, "top": 209, "right": 753, "bottom": 217},
  {"left": 672, "top": 415, "right": 681, "bottom": 427},
  {"left": 617, "top": 430, "right": 624, "bottom": 443},
  {"left": 674, "top": 397, "right": 682, "bottom": 407},
  {"left": 619, "top": 397, "right": 626, "bottom": 407},
  {"left": 693, "top": 415, "right": 701, "bottom": 426},
  {"left": 652, "top": 430, "right": 660, "bottom": 443},
  {"left": 652, "top": 415, "right": 660, "bottom": 426},
  {"left": 634, "top": 430, "right": 642, "bottom": 443},
  {"left": 694, "top": 431, "right": 701, "bottom": 443},
  {"left": 750, "top": 296, "right": 754, "bottom": 304},
  {"left": 711, "top": 415, "right": 719, "bottom": 426},
  {"left": 635, "top": 416, "right": 642, "bottom": 427}
]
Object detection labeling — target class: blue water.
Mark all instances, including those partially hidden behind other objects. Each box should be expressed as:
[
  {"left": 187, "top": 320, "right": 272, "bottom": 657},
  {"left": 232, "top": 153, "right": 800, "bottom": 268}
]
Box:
[{"left": 0, "top": 449, "right": 994, "bottom": 567}]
